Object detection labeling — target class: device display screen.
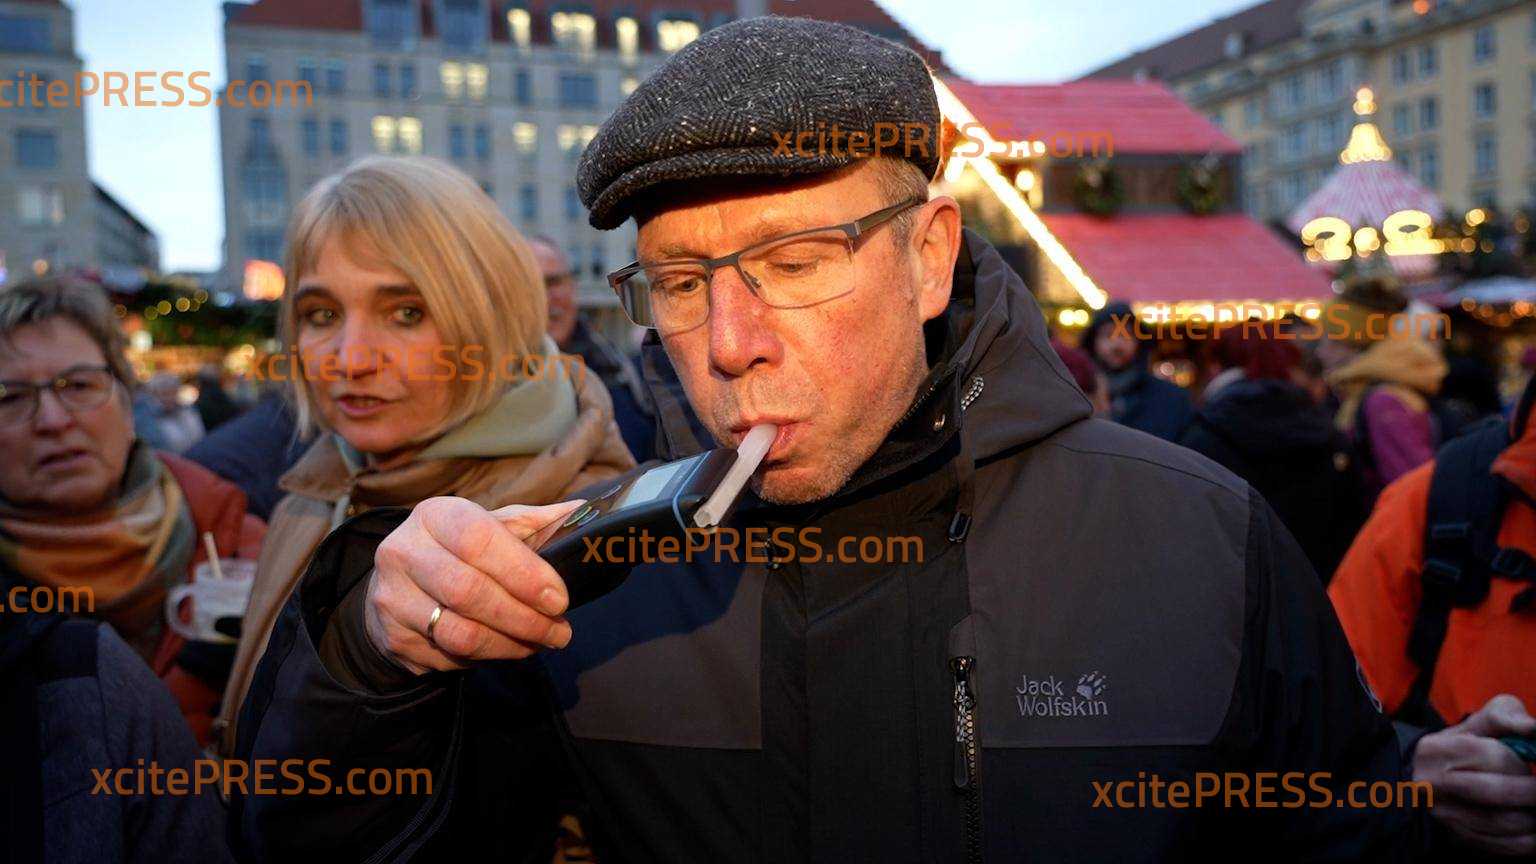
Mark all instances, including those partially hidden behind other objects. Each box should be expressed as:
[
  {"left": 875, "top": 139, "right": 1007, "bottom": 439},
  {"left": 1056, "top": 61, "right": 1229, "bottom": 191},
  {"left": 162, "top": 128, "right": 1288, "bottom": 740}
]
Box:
[{"left": 617, "top": 458, "right": 689, "bottom": 509}]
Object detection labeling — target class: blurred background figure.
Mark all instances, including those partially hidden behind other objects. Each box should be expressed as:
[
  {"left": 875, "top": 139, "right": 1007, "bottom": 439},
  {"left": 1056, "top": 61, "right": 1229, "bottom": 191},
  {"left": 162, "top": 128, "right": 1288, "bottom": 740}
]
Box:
[
  {"left": 186, "top": 389, "right": 309, "bottom": 522},
  {"left": 1083, "top": 301, "right": 1193, "bottom": 441},
  {"left": 531, "top": 235, "right": 656, "bottom": 461},
  {"left": 193, "top": 363, "right": 241, "bottom": 433},
  {"left": 1180, "top": 322, "right": 1363, "bottom": 579},
  {"left": 1050, "top": 338, "right": 1110, "bottom": 417},
  {"left": 134, "top": 371, "right": 205, "bottom": 454},
  {"left": 0, "top": 277, "right": 266, "bottom": 745},
  {"left": 0, "top": 572, "right": 235, "bottom": 864},
  {"left": 1319, "top": 276, "right": 1447, "bottom": 507}
]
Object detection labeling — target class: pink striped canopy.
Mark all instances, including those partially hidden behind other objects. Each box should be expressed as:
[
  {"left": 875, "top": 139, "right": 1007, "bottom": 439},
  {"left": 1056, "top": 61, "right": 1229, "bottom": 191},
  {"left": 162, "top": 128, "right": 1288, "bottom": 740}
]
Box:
[{"left": 1286, "top": 159, "right": 1444, "bottom": 234}]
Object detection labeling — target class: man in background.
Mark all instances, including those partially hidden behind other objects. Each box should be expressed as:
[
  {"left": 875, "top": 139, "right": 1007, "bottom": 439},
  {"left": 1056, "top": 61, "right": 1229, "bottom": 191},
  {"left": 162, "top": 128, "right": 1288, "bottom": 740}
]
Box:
[{"left": 531, "top": 236, "right": 656, "bottom": 461}]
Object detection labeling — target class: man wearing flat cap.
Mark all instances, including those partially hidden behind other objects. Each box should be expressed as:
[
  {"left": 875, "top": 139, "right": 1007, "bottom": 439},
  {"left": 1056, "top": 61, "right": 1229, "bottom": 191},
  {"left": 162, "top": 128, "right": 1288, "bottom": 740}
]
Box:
[{"left": 233, "top": 16, "right": 1448, "bottom": 862}]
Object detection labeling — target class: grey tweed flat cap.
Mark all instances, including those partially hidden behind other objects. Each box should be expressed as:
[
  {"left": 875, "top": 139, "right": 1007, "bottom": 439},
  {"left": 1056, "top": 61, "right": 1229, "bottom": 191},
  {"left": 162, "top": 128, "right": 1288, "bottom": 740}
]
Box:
[{"left": 576, "top": 15, "right": 940, "bottom": 229}]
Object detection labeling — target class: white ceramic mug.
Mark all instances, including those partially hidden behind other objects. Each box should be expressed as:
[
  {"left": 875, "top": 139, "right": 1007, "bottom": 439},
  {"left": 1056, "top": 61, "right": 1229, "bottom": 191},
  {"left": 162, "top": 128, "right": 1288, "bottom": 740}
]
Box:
[{"left": 164, "top": 559, "right": 257, "bottom": 644}]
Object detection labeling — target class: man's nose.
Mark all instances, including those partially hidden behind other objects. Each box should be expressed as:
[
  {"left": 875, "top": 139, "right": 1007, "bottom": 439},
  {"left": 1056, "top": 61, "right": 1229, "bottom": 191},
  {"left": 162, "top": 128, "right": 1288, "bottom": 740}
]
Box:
[{"left": 707, "top": 265, "right": 780, "bottom": 376}]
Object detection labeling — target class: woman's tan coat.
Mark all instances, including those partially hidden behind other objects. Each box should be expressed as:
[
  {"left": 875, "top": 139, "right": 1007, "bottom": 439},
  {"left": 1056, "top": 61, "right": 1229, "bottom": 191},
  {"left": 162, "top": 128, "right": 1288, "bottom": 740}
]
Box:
[{"left": 216, "top": 372, "right": 635, "bottom": 754}]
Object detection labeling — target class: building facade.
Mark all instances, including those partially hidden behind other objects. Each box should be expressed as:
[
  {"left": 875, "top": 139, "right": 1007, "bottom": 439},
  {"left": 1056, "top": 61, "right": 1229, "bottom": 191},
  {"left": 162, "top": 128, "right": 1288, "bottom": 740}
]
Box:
[
  {"left": 217, "top": 0, "right": 937, "bottom": 323},
  {"left": 94, "top": 181, "right": 161, "bottom": 277},
  {"left": 0, "top": 0, "right": 92, "bottom": 284},
  {"left": 1086, "top": 0, "right": 1536, "bottom": 227}
]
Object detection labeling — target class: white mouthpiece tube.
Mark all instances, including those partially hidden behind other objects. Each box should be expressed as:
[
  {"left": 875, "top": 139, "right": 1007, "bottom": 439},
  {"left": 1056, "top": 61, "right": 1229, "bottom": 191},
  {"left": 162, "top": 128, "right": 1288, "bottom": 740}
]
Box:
[{"left": 692, "top": 423, "right": 778, "bottom": 528}]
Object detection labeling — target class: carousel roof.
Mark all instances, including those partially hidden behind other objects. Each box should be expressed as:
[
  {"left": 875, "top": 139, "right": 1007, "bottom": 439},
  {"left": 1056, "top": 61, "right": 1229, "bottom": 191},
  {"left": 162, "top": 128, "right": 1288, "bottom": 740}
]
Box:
[
  {"left": 1286, "top": 89, "right": 1444, "bottom": 234},
  {"left": 1285, "top": 159, "right": 1444, "bottom": 235}
]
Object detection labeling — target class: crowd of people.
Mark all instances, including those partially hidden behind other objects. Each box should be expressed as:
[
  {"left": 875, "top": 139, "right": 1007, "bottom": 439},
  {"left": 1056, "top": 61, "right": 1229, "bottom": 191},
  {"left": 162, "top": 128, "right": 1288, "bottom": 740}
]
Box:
[{"left": 2, "top": 15, "right": 1534, "bottom": 864}]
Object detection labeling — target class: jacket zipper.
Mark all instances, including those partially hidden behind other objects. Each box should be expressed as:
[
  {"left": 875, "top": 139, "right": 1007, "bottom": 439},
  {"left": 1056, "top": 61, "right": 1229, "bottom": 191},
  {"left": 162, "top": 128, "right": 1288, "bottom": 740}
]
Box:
[{"left": 951, "top": 656, "right": 983, "bottom": 864}]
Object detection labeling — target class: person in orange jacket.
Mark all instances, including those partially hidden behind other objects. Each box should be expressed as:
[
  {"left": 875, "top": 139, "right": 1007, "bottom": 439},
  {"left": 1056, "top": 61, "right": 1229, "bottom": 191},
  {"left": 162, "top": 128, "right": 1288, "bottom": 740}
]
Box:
[{"left": 1332, "top": 375, "right": 1536, "bottom": 857}]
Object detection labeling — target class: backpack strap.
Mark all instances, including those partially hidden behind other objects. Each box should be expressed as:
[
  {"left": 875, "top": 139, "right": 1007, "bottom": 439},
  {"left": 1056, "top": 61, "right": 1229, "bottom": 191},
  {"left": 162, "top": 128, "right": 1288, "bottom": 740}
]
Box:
[{"left": 1404, "top": 417, "right": 1510, "bottom": 726}]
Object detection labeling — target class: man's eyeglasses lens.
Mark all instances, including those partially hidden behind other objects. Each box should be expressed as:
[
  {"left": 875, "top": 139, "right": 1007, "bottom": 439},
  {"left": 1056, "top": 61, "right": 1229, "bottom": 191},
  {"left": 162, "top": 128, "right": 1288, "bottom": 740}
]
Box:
[
  {"left": 618, "top": 230, "right": 855, "bottom": 334},
  {"left": 0, "top": 368, "right": 116, "bottom": 425}
]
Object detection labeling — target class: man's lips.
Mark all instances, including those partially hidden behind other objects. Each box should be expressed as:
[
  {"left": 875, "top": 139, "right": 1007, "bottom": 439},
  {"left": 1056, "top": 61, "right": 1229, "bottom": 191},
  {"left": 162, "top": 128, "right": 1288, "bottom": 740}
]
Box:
[{"left": 728, "top": 419, "right": 800, "bottom": 463}]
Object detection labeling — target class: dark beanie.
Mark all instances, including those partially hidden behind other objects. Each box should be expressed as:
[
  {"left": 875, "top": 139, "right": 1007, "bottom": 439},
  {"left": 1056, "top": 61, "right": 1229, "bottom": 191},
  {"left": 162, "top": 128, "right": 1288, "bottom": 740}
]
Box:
[{"left": 576, "top": 15, "right": 941, "bottom": 229}]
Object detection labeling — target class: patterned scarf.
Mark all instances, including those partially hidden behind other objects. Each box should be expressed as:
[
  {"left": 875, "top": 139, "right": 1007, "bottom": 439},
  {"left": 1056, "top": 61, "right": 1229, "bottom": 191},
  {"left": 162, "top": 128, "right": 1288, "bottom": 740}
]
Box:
[{"left": 0, "top": 442, "right": 194, "bottom": 660}]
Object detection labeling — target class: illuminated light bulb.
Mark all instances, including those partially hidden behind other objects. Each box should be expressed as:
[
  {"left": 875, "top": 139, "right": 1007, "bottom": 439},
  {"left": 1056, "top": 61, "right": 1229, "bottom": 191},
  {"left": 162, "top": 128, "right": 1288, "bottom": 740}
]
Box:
[
  {"left": 1014, "top": 169, "right": 1036, "bottom": 192},
  {"left": 1466, "top": 208, "right": 1486, "bottom": 227}
]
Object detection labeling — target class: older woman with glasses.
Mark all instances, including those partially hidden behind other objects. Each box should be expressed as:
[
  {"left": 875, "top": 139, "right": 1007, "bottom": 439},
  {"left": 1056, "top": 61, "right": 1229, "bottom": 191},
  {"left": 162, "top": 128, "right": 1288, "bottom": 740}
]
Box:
[{"left": 0, "top": 278, "right": 267, "bottom": 745}]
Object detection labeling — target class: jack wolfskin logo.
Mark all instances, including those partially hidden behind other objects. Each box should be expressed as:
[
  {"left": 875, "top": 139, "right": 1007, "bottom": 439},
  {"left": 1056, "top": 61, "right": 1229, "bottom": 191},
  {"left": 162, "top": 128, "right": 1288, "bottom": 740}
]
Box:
[{"left": 1016, "top": 671, "right": 1109, "bottom": 718}]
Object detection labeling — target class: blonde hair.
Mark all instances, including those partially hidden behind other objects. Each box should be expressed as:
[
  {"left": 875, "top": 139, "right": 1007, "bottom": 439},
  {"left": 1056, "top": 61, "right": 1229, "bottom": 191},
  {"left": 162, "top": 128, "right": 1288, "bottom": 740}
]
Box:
[{"left": 281, "top": 156, "right": 547, "bottom": 439}]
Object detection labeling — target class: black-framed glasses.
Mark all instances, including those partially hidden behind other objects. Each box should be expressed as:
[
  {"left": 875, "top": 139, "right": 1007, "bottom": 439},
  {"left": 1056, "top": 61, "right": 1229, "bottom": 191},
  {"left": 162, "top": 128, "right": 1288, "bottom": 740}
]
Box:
[
  {"left": 0, "top": 365, "right": 117, "bottom": 427},
  {"left": 607, "top": 196, "right": 927, "bottom": 334}
]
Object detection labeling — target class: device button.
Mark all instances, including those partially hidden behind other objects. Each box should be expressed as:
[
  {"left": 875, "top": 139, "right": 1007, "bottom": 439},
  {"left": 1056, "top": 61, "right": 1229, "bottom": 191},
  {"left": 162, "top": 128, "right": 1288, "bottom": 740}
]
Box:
[{"left": 563, "top": 504, "right": 593, "bottom": 527}]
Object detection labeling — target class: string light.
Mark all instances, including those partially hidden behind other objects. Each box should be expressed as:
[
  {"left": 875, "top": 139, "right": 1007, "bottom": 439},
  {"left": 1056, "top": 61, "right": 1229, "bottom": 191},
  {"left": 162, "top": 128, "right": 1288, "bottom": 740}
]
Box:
[{"left": 933, "top": 77, "right": 1107, "bottom": 309}]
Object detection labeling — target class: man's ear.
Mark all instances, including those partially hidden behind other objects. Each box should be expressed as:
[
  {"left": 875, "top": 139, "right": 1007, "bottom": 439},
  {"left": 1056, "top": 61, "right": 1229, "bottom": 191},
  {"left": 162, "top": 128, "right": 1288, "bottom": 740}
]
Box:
[{"left": 911, "top": 196, "right": 961, "bottom": 323}]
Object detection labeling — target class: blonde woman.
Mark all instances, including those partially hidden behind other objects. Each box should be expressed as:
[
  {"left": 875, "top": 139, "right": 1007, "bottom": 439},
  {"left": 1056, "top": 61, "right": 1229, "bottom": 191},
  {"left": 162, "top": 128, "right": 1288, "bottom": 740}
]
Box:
[{"left": 217, "top": 156, "right": 634, "bottom": 753}]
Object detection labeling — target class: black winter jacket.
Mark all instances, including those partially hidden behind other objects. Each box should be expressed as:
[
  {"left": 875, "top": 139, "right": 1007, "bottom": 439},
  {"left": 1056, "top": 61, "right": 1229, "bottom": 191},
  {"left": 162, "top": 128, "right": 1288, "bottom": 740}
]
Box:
[{"left": 233, "top": 231, "right": 1425, "bottom": 862}]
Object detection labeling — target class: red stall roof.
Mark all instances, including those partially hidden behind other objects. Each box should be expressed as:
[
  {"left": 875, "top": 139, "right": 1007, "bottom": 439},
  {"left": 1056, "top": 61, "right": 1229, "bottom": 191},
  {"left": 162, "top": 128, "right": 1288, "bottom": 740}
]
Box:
[
  {"left": 944, "top": 79, "right": 1241, "bottom": 156},
  {"left": 1041, "top": 213, "right": 1331, "bottom": 305}
]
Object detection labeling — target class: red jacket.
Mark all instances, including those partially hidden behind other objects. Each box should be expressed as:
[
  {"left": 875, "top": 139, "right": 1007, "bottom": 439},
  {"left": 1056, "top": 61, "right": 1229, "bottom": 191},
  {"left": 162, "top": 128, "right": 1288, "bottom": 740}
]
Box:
[{"left": 153, "top": 452, "right": 266, "bottom": 745}]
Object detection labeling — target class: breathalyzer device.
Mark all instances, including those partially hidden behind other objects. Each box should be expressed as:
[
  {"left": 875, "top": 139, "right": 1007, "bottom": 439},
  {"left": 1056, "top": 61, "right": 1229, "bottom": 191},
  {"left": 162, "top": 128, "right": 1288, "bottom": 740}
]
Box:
[{"left": 538, "top": 424, "right": 778, "bottom": 608}]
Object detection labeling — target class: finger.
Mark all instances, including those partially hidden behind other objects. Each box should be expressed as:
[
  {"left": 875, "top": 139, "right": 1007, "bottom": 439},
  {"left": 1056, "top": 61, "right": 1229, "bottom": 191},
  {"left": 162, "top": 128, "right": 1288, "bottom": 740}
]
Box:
[
  {"left": 408, "top": 543, "right": 572, "bottom": 649},
  {"left": 369, "top": 576, "right": 468, "bottom": 674},
  {"left": 491, "top": 500, "right": 588, "bottom": 544},
  {"left": 1457, "top": 694, "right": 1536, "bottom": 738},
  {"left": 1431, "top": 800, "right": 1536, "bottom": 838},
  {"left": 1446, "top": 734, "right": 1535, "bottom": 776},
  {"left": 381, "top": 572, "right": 549, "bottom": 664},
  {"left": 417, "top": 498, "right": 572, "bottom": 615},
  {"left": 1438, "top": 769, "right": 1536, "bottom": 809}
]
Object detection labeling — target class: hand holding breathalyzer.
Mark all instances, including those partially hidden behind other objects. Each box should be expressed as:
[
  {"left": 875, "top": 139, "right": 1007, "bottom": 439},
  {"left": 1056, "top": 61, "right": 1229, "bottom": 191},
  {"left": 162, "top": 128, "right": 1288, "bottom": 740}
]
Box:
[
  {"left": 365, "top": 497, "right": 585, "bottom": 675},
  {"left": 364, "top": 425, "right": 778, "bottom": 675}
]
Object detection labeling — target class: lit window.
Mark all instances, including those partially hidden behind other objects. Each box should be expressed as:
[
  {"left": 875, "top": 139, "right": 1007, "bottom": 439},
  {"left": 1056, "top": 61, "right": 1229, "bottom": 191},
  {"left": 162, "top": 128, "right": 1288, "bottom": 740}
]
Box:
[
  {"left": 465, "top": 63, "right": 487, "bottom": 100},
  {"left": 552, "top": 12, "right": 595, "bottom": 53},
  {"left": 617, "top": 17, "right": 638, "bottom": 57},
  {"left": 507, "top": 8, "right": 530, "bottom": 48},
  {"left": 621, "top": 75, "right": 639, "bottom": 96},
  {"left": 580, "top": 124, "right": 598, "bottom": 148},
  {"left": 557, "top": 124, "right": 578, "bottom": 152},
  {"left": 657, "top": 19, "right": 699, "bottom": 53},
  {"left": 371, "top": 115, "right": 397, "bottom": 153},
  {"left": 17, "top": 185, "right": 63, "bottom": 226},
  {"left": 398, "top": 116, "right": 422, "bottom": 154},
  {"left": 513, "top": 121, "right": 537, "bottom": 154},
  {"left": 440, "top": 62, "right": 464, "bottom": 100}
]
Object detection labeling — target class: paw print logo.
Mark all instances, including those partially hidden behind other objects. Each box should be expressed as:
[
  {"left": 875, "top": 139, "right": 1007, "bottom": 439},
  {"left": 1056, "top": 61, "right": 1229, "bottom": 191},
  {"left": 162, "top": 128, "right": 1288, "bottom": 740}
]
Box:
[{"left": 1076, "top": 671, "right": 1107, "bottom": 699}]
